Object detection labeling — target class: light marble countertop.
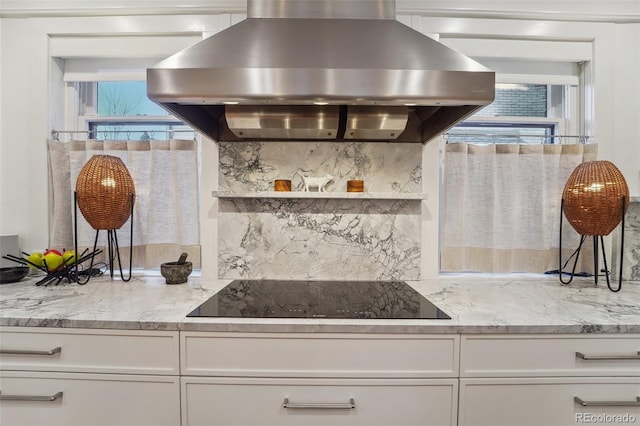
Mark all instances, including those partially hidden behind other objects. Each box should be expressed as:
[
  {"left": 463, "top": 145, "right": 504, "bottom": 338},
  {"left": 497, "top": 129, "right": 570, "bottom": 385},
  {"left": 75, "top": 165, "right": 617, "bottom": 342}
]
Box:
[{"left": 1, "top": 274, "right": 639, "bottom": 334}]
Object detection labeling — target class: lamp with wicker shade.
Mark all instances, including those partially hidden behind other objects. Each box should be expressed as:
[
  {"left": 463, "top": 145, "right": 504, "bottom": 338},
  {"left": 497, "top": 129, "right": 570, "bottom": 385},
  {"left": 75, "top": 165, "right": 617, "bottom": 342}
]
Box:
[
  {"left": 559, "top": 160, "right": 629, "bottom": 291},
  {"left": 74, "top": 155, "right": 136, "bottom": 281}
]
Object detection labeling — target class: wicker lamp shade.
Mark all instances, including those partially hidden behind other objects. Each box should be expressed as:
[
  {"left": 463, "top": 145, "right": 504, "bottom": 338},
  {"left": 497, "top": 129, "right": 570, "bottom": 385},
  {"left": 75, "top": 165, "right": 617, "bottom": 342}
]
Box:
[
  {"left": 562, "top": 160, "right": 629, "bottom": 236},
  {"left": 75, "top": 155, "right": 136, "bottom": 230}
]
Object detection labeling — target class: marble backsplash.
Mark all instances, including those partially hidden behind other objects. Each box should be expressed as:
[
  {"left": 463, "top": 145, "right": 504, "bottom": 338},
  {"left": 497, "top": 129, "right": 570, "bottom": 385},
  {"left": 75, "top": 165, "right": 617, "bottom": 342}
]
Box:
[
  {"left": 217, "top": 142, "right": 423, "bottom": 281},
  {"left": 623, "top": 198, "right": 640, "bottom": 280},
  {"left": 219, "top": 141, "right": 421, "bottom": 193}
]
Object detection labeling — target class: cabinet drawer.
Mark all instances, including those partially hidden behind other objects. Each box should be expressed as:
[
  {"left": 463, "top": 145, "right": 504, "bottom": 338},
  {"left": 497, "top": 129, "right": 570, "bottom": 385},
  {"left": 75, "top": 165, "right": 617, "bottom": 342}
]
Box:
[
  {"left": 181, "top": 332, "right": 459, "bottom": 378},
  {"left": 461, "top": 334, "right": 640, "bottom": 377},
  {"left": 459, "top": 377, "right": 640, "bottom": 426},
  {"left": 0, "top": 327, "right": 179, "bottom": 374},
  {"left": 182, "top": 377, "right": 458, "bottom": 426},
  {"left": 0, "top": 371, "right": 181, "bottom": 426}
]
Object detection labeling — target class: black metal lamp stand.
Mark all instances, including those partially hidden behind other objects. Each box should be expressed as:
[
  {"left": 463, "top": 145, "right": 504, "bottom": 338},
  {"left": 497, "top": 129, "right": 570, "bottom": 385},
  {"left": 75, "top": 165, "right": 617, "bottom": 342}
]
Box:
[
  {"left": 74, "top": 192, "right": 134, "bottom": 282},
  {"left": 559, "top": 196, "right": 626, "bottom": 292}
]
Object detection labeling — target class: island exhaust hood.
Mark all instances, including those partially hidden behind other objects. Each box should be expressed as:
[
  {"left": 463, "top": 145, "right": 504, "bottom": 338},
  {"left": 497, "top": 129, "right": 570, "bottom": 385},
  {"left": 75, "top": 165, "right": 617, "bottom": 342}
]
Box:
[{"left": 147, "top": 0, "right": 495, "bottom": 143}]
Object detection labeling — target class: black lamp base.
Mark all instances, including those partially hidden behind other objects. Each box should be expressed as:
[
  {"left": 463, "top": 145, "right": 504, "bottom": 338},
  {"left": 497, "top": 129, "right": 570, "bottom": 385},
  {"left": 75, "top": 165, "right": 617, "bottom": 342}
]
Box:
[
  {"left": 74, "top": 192, "right": 134, "bottom": 282},
  {"left": 558, "top": 197, "right": 626, "bottom": 292}
]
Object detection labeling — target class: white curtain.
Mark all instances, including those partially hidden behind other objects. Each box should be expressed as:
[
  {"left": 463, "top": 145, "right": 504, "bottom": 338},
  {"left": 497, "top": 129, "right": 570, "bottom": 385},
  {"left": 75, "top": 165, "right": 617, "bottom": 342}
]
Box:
[
  {"left": 441, "top": 143, "right": 598, "bottom": 273},
  {"left": 47, "top": 139, "right": 200, "bottom": 269}
]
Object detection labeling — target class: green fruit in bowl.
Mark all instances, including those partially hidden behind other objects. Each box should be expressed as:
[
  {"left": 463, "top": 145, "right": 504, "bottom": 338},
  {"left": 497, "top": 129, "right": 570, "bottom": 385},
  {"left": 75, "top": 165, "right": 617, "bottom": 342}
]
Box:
[
  {"left": 62, "top": 250, "right": 76, "bottom": 265},
  {"left": 43, "top": 252, "right": 64, "bottom": 271},
  {"left": 26, "top": 252, "right": 44, "bottom": 268}
]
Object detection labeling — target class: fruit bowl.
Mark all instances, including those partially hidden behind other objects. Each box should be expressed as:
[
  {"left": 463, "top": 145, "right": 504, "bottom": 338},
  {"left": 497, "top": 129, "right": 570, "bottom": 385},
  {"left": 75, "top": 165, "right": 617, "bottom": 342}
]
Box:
[
  {"left": 2, "top": 248, "right": 102, "bottom": 286},
  {"left": 0, "top": 266, "right": 29, "bottom": 284}
]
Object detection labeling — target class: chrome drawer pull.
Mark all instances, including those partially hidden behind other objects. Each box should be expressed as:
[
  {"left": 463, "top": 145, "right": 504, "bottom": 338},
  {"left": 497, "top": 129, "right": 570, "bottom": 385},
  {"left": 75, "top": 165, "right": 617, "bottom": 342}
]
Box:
[
  {"left": 576, "top": 351, "right": 640, "bottom": 360},
  {"left": 0, "top": 391, "right": 63, "bottom": 402},
  {"left": 283, "top": 397, "right": 355, "bottom": 409},
  {"left": 574, "top": 396, "right": 640, "bottom": 407},
  {"left": 0, "top": 347, "right": 62, "bottom": 356}
]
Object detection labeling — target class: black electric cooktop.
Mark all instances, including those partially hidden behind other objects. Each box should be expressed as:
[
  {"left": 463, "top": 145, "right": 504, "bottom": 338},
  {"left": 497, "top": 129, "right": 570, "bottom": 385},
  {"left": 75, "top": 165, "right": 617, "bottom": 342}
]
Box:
[{"left": 187, "top": 280, "right": 450, "bottom": 319}]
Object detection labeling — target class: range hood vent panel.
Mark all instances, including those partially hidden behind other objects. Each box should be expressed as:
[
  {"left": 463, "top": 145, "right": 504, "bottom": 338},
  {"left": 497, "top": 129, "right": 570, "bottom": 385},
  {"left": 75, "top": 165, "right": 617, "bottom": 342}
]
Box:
[
  {"left": 345, "top": 106, "right": 409, "bottom": 140},
  {"left": 147, "top": 0, "right": 495, "bottom": 143},
  {"left": 225, "top": 105, "right": 340, "bottom": 140}
]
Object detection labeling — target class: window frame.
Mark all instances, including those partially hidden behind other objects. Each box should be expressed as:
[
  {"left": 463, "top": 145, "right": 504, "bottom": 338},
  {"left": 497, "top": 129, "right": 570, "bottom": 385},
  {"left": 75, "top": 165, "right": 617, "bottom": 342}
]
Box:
[
  {"left": 58, "top": 66, "right": 202, "bottom": 272},
  {"left": 448, "top": 115, "right": 569, "bottom": 144},
  {"left": 81, "top": 115, "right": 192, "bottom": 141},
  {"left": 447, "top": 80, "right": 578, "bottom": 145},
  {"left": 66, "top": 80, "right": 193, "bottom": 141}
]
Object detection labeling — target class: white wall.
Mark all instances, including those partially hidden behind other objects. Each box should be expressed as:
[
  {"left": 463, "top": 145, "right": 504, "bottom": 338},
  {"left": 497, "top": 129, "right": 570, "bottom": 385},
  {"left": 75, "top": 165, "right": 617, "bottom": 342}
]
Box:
[
  {"left": 1, "top": 1, "right": 638, "bottom": 277},
  {"left": 0, "top": 18, "right": 48, "bottom": 253}
]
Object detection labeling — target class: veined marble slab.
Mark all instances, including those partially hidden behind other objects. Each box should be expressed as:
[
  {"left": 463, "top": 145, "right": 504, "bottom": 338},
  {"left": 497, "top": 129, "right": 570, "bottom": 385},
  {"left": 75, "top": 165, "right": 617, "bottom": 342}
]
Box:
[
  {"left": 218, "top": 141, "right": 422, "bottom": 193},
  {"left": 1, "top": 275, "right": 638, "bottom": 334},
  {"left": 215, "top": 141, "right": 423, "bottom": 281},
  {"left": 218, "top": 198, "right": 421, "bottom": 281},
  {"left": 623, "top": 200, "right": 640, "bottom": 280}
]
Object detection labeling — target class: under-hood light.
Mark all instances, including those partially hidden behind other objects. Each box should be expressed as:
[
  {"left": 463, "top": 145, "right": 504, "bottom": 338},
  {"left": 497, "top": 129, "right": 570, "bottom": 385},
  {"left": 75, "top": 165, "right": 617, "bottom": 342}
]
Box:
[{"left": 223, "top": 101, "right": 240, "bottom": 105}]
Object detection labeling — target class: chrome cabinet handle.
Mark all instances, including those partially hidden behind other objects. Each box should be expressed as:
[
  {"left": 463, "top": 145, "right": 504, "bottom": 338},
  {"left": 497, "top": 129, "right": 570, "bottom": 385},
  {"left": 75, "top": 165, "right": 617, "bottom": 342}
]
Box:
[
  {"left": 0, "top": 347, "right": 62, "bottom": 356},
  {"left": 0, "top": 391, "right": 63, "bottom": 402},
  {"left": 283, "top": 397, "right": 355, "bottom": 409},
  {"left": 575, "top": 396, "right": 640, "bottom": 407},
  {"left": 0, "top": 346, "right": 62, "bottom": 355},
  {"left": 576, "top": 351, "right": 640, "bottom": 360}
]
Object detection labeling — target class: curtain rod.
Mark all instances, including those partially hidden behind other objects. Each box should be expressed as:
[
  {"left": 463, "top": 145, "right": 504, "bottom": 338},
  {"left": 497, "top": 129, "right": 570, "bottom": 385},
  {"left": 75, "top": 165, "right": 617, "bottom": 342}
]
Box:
[
  {"left": 51, "top": 129, "right": 197, "bottom": 141},
  {"left": 443, "top": 133, "right": 592, "bottom": 144}
]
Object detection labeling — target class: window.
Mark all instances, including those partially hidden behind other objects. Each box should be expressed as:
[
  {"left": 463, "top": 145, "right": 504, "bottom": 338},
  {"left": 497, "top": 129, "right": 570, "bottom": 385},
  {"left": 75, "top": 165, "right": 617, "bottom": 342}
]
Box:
[
  {"left": 97, "top": 81, "right": 167, "bottom": 116},
  {"left": 49, "top": 37, "right": 206, "bottom": 272},
  {"left": 51, "top": 73, "right": 201, "bottom": 271},
  {"left": 440, "top": 74, "right": 591, "bottom": 274},
  {"left": 447, "top": 122, "right": 555, "bottom": 144},
  {"left": 477, "top": 83, "right": 550, "bottom": 118},
  {"left": 73, "top": 81, "right": 196, "bottom": 141},
  {"left": 447, "top": 83, "right": 576, "bottom": 144}
]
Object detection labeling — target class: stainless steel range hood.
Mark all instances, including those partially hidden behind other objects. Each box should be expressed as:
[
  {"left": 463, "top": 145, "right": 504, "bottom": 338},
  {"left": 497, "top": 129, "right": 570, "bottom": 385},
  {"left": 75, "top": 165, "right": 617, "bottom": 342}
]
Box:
[{"left": 147, "top": 0, "right": 494, "bottom": 143}]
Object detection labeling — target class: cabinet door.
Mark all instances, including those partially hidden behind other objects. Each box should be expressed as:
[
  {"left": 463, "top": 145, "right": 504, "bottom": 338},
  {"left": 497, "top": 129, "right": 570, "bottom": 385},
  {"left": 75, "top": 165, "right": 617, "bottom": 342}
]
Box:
[
  {"left": 459, "top": 377, "right": 640, "bottom": 426},
  {"left": 0, "top": 371, "right": 181, "bottom": 426},
  {"left": 0, "top": 327, "right": 179, "bottom": 375},
  {"left": 182, "top": 377, "right": 458, "bottom": 426},
  {"left": 181, "top": 332, "right": 459, "bottom": 378},
  {"left": 461, "top": 334, "right": 640, "bottom": 377}
]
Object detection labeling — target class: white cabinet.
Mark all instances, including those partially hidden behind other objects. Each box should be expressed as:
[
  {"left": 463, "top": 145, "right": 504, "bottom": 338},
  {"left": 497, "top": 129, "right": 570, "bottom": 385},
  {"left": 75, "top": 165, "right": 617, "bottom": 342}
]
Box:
[
  {"left": 458, "top": 334, "right": 640, "bottom": 426},
  {"left": 3, "top": 326, "right": 638, "bottom": 425},
  {"left": 0, "top": 327, "right": 179, "bottom": 375},
  {"left": 460, "top": 334, "right": 640, "bottom": 378},
  {"left": 459, "top": 377, "right": 640, "bottom": 426},
  {"left": 0, "top": 327, "right": 181, "bottom": 426},
  {"left": 0, "top": 371, "right": 180, "bottom": 426},
  {"left": 181, "top": 332, "right": 459, "bottom": 378},
  {"left": 183, "top": 377, "right": 458, "bottom": 426},
  {"left": 180, "top": 332, "right": 460, "bottom": 426}
]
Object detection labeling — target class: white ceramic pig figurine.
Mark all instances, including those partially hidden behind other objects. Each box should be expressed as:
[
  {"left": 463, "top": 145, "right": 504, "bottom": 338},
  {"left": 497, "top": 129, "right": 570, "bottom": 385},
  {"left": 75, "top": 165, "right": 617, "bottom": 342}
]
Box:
[{"left": 301, "top": 173, "right": 333, "bottom": 192}]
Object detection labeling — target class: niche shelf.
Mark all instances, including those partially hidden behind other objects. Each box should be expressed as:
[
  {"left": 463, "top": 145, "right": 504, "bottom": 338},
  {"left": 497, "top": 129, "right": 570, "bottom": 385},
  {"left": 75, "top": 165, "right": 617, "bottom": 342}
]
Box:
[{"left": 212, "top": 191, "right": 427, "bottom": 200}]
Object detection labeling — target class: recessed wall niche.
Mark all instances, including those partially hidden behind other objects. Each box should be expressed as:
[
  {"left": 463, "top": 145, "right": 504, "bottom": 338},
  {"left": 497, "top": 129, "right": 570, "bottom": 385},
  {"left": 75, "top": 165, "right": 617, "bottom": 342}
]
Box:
[{"left": 217, "top": 141, "right": 423, "bottom": 281}]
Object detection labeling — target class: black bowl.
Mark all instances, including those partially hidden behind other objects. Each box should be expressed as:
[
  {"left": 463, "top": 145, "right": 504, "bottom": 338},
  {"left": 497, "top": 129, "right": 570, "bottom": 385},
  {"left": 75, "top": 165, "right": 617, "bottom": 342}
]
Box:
[{"left": 0, "top": 266, "right": 29, "bottom": 284}]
